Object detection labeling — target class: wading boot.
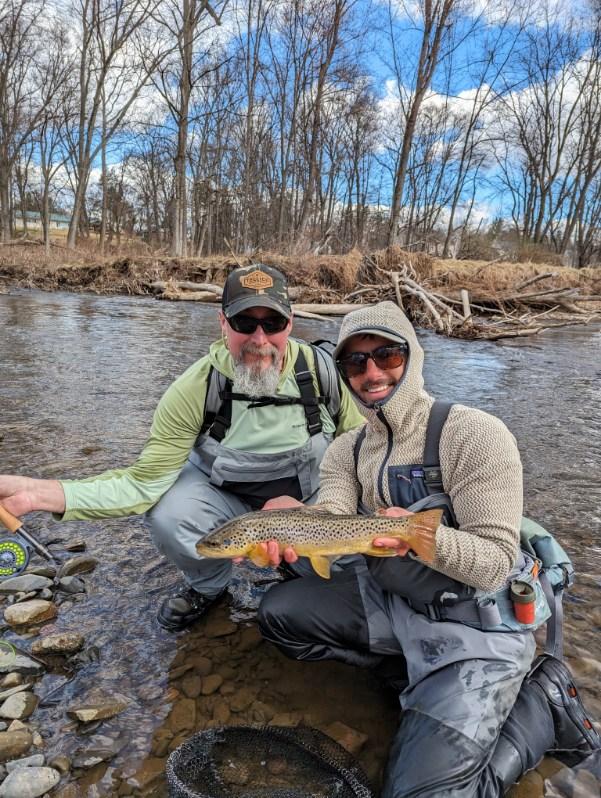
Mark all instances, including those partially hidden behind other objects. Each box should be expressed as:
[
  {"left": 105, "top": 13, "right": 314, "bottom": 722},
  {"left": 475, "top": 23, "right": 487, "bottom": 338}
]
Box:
[
  {"left": 489, "top": 654, "right": 601, "bottom": 793},
  {"left": 157, "top": 585, "right": 225, "bottom": 632}
]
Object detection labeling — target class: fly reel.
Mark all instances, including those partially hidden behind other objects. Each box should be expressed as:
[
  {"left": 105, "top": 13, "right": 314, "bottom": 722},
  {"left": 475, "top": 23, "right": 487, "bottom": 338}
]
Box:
[{"left": 0, "top": 537, "right": 30, "bottom": 577}]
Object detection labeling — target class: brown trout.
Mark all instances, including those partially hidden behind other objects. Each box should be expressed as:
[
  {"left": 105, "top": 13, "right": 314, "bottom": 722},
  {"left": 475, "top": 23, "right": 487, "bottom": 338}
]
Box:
[{"left": 196, "top": 506, "right": 443, "bottom": 579}]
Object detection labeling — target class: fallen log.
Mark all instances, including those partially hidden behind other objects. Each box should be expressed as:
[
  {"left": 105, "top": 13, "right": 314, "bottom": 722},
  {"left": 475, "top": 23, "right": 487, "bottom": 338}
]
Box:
[
  {"left": 292, "top": 303, "right": 366, "bottom": 315},
  {"left": 147, "top": 280, "right": 223, "bottom": 296}
]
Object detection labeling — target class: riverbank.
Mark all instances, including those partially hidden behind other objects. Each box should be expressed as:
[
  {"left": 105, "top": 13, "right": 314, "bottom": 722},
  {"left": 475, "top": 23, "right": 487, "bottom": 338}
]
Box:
[{"left": 1, "top": 243, "right": 600, "bottom": 339}]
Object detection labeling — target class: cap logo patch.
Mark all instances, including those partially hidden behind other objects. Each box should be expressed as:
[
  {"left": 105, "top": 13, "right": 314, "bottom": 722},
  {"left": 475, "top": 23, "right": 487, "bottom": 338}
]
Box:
[{"left": 240, "top": 270, "right": 274, "bottom": 291}]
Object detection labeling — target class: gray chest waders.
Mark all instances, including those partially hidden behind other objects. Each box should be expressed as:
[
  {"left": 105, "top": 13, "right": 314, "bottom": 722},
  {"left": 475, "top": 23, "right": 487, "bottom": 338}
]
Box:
[
  {"left": 355, "top": 401, "right": 571, "bottom": 655},
  {"left": 189, "top": 345, "right": 340, "bottom": 509}
]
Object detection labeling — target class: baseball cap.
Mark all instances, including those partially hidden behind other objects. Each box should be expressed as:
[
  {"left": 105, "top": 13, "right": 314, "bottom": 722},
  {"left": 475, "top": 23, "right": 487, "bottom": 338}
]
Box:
[{"left": 221, "top": 264, "right": 292, "bottom": 319}]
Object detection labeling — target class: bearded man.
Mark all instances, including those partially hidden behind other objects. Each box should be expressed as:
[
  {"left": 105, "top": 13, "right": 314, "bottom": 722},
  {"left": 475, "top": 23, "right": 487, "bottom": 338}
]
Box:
[{"left": 0, "top": 265, "right": 363, "bottom": 631}]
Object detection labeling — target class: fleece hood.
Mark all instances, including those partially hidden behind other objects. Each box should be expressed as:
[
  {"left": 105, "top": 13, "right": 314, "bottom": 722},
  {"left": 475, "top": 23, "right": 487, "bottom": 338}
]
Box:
[{"left": 336, "top": 301, "right": 433, "bottom": 432}]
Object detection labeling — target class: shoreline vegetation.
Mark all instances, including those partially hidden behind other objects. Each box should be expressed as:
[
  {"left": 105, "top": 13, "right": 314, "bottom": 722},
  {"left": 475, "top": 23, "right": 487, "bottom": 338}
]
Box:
[{"left": 1, "top": 241, "right": 600, "bottom": 340}]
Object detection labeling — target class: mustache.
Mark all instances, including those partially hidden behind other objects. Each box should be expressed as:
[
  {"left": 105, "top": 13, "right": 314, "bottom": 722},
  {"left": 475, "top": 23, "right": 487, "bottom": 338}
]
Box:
[{"left": 240, "top": 342, "right": 279, "bottom": 358}]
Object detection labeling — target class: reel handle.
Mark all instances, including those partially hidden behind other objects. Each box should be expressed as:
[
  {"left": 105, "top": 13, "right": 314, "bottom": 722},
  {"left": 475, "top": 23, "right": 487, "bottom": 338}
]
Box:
[{"left": 0, "top": 504, "right": 21, "bottom": 534}]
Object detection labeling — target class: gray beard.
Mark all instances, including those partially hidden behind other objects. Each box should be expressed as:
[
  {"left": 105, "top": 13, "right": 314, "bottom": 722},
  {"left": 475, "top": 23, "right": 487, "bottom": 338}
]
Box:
[{"left": 233, "top": 344, "right": 282, "bottom": 398}]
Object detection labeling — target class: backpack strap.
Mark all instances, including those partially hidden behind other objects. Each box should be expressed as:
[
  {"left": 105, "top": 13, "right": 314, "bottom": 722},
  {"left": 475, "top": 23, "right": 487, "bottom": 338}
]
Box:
[
  {"left": 294, "top": 347, "right": 322, "bottom": 436},
  {"left": 309, "top": 340, "right": 342, "bottom": 426},
  {"left": 423, "top": 401, "right": 453, "bottom": 493},
  {"left": 201, "top": 348, "right": 328, "bottom": 442}
]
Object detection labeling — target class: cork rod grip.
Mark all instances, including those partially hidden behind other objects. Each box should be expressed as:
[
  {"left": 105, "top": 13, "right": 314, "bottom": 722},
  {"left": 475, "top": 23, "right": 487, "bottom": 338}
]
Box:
[{"left": 0, "top": 504, "right": 22, "bottom": 534}]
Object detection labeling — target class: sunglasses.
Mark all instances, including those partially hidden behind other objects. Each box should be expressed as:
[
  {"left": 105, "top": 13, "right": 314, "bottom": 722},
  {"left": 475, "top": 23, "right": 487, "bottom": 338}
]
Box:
[
  {"left": 228, "top": 313, "right": 289, "bottom": 335},
  {"left": 336, "top": 344, "right": 407, "bottom": 378}
]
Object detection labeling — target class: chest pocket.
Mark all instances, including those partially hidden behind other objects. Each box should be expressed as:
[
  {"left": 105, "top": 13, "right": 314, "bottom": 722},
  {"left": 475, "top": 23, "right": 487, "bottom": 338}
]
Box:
[{"left": 387, "top": 464, "right": 457, "bottom": 527}]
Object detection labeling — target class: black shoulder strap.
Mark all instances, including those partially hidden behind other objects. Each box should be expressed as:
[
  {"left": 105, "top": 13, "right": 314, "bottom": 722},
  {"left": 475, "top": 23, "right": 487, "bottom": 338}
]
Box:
[
  {"left": 294, "top": 347, "right": 322, "bottom": 436},
  {"left": 309, "top": 342, "right": 341, "bottom": 426},
  {"left": 205, "top": 372, "right": 234, "bottom": 443},
  {"left": 423, "top": 401, "right": 453, "bottom": 494}
]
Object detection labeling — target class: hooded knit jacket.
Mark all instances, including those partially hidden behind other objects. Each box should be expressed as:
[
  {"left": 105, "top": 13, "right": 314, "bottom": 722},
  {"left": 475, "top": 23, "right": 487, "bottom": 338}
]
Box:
[{"left": 317, "top": 302, "right": 523, "bottom": 593}]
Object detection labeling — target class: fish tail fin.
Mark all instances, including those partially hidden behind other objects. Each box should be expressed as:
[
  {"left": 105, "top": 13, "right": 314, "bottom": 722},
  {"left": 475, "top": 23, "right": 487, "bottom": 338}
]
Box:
[{"left": 407, "top": 509, "right": 443, "bottom": 563}]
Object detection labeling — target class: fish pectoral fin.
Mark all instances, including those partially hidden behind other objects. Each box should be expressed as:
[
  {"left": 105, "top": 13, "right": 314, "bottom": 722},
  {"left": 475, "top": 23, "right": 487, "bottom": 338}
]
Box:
[
  {"left": 248, "top": 544, "right": 271, "bottom": 568},
  {"left": 309, "top": 555, "right": 333, "bottom": 579}
]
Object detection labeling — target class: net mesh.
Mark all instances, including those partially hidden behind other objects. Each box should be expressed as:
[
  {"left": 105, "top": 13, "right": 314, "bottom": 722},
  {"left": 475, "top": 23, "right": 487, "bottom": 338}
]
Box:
[{"left": 166, "top": 725, "right": 374, "bottom": 798}]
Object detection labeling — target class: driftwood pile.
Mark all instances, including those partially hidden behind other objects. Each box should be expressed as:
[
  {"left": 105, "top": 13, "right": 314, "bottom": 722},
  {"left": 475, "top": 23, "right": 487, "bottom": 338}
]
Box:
[{"left": 144, "top": 252, "right": 601, "bottom": 341}]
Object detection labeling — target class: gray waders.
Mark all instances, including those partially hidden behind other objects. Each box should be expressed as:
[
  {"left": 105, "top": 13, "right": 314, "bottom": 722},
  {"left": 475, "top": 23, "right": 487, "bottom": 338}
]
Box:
[
  {"left": 146, "top": 346, "right": 339, "bottom": 599},
  {"left": 258, "top": 402, "right": 600, "bottom": 796}
]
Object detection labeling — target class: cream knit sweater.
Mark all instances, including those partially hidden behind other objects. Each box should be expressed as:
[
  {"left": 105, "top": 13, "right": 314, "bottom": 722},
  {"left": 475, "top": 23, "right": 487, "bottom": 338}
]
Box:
[{"left": 318, "top": 302, "right": 523, "bottom": 592}]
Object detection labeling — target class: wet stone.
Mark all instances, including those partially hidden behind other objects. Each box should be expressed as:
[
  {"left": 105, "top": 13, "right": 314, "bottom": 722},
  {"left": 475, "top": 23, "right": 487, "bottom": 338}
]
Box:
[
  {"left": 57, "top": 576, "right": 86, "bottom": 594},
  {"left": 3, "top": 600, "right": 57, "bottom": 627},
  {"left": 0, "top": 729, "right": 33, "bottom": 763},
  {"left": 0, "top": 684, "right": 30, "bottom": 702},
  {"left": 72, "top": 748, "right": 116, "bottom": 768},
  {"left": 0, "top": 576, "right": 53, "bottom": 595},
  {"left": 181, "top": 672, "right": 201, "bottom": 699},
  {"left": 323, "top": 721, "right": 368, "bottom": 756},
  {"left": 57, "top": 555, "right": 99, "bottom": 578},
  {"left": 64, "top": 540, "right": 87, "bottom": 552},
  {"left": 190, "top": 654, "right": 212, "bottom": 676},
  {"left": 167, "top": 698, "right": 196, "bottom": 734},
  {"left": 150, "top": 728, "right": 173, "bottom": 758},
  {"left": 5, "top": 753, "right": 45, "bottom": 771},
  {"left": 24, "top": 567, "right": 56, "bottom": 579},
  {"left": 125, "top": 757, "right": 164, "bottom": 791},
  {"left": 0, "top": 675, "right": 22, "bottom": 689},
  {"left": 0, "top": 766, "right": 61, "bottom": 797},
  {"left": 48, "top": 754, "right": 70, "bottom": 773},
  {"left": 204, "top": 617, "right": 238, "bottom": 638},
  {"left": 212, "top": 699, "right": 231, "bottom": 725},
  {"left": 0, "top": 692, "right": 39, "bottom": 720},
  {"left": 168, "top": 663, "right": 194, "bottom": 681},
  {"left": 66, "top": 699, "right": 128, "bottom": 723},
  {"left": 201, "top": 674, "right": 223, "bottom": 695},
  {"left": 508, "top": 769, "right": 544, "bottom": 798},
  {"left": 31, "top": 632, "right": 84, "bottom": 656},
  {"left": 238, "top": 625, "right": 263, "bottom": 651},
  {"left": 229, "top": 687, "right": 258, "bottom": 713}
]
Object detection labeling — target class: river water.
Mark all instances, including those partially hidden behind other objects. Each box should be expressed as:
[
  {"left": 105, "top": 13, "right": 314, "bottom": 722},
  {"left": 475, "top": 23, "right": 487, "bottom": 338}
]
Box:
[{"left": 0, "top": 290, "right": 600, "bottom": 796}]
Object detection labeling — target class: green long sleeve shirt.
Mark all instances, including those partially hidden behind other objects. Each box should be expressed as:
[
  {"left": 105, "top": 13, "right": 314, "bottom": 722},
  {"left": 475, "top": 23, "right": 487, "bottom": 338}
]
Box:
[{"left": 59, "top": 338, "right": 364, "bottom": 521}]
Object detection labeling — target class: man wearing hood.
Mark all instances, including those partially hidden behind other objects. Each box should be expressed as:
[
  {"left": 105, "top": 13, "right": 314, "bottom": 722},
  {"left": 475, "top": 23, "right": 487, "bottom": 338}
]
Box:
[
  {"left": 258, "top": 301, "right": 599, "bottom": 796},
  {"left": 0, "top": 265, "right": 363, "bottom": 631}
]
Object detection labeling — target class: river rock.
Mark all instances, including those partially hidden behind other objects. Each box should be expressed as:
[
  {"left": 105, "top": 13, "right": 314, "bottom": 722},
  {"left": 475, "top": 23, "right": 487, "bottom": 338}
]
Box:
[
  {"left": 0, "top": 654, "right": 43, "bottom": 677},
  {"left": 507, "top": 769, "right": 543, "bottom": 798},
  {"left": 0, "top": 675, "right": 22, "bottom": 688},
  {"left": 125, "top": 758, "right": 164, "bottom": 791},
  {"left": 0, "top": 729, "right": 33, "bottom": 763},
  {"left": 6, "top": 753, "right": 45, "bottom": 771},
  {"left": 238, "top": 625, "right": 263, "bottom": 651},
  {"left": 3, "top": 600, "right": 57, "bottom": 627},
  {"left": 167, "top": 698, "right": 196, "bottom": 734},
  {"left": 71, "top": 748, "right": 115, "bottom": 768},
  {"left": 150, "top": 728, "right": 173, "bottom": 757},
  {"left": 57, "top": 555, "right": 98, "bottom": 577},
  {"left": 229, "top": 686, "right": 258, "bottom": 713},
  {"left": 24, "top": 566, "right": 56, "bottom": 579},
  {"left": 66, "top": 699, "right": 128, "bottom": 723},
  {"left": 0, "top": 576, "right": 53, "bottom": 595},
  {"left": 0, "top": 766, "right": 60, "bottom": 797},
  {"left": 0, "top": 693, "right": 39, "bottom": 720},
  {"left": 212, "top": 699, "right": 230, "bottom": 724},
  {"left": 48, "top": 754, "right": 70, "bottom": 773},
  {"left": 57, "top": 576, "right": 86, "bottom": 594},
  {"left": 0, "top": 684, "right": 30, "bottom": 702},
  {"left": 201, "top": 674, "right": 223, "bottom": 695},
  {"left": 323, "top": 721, "right": 368, "bottom": 755},
  {"left": 204, "top": 617, "right": 237, "bottom": 638},
  {"left": 190, "top": 654, "right": 212, "bottom": 676},
  {"left": 31, "top": 632, "right": 84, "bottom": 656},
  {"left": 181, "top": 672, "right": 201, "bottom": 699},
  {"left": 64, "top": 540, "right": 86, "bottom": 552}
]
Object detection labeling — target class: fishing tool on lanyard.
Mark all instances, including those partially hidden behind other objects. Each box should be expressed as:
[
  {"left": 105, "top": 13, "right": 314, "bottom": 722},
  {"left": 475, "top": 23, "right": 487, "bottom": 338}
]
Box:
[{"left": 0, "top": 504, "right": 58, "bottom": 578}]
